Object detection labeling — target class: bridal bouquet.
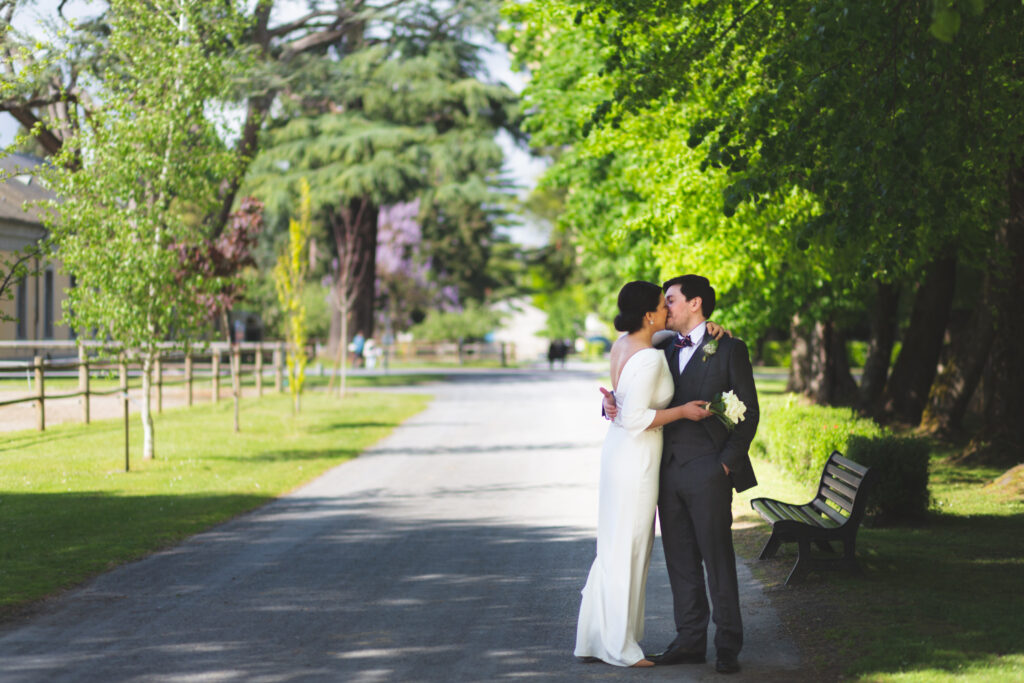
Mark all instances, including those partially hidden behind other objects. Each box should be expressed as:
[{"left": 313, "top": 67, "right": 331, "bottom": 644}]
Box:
[{"left": 707, "top": 390, "right": 747, "bottom": 430}]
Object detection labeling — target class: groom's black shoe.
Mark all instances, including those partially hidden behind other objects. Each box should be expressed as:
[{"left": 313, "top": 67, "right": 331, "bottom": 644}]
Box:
[
  {"left": 647, "top": 645, "right": 706, "bottom": 666},
  {"left": 715, "top": 650, "right": 740, "bottom": 674}
]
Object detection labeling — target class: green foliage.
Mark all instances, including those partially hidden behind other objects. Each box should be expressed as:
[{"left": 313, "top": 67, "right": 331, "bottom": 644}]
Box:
[
  {"left": 244, "top": 2, "right": 521, "bottom": 311},
  {"left": 42, "top": 0, "right": 248, "bottom": 352},
  {"left": 273, "top": 179, "right": 313, "bottom": 413},
  {"left": 759, "top": 340, "right": 791, "bottom": 368},
  {"left": 409, "top": 301, "right": 502, "bottom": 343},
  {"left": 503, "top": 0, "right": 846, "bottom": 340},
  {"left": 752, "top": 395, "right": 886, "bottom": 481},
  {"left": 847, "top": 435, "right": 932, "bottom": 523},
  {"left": 537, "top": 286, "right": 586, "bottom": 340}
]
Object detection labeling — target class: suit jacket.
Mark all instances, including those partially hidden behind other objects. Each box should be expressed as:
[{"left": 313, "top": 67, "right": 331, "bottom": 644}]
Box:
[{"left": 657, "top": 333, "right": 759, "bottom": 493}]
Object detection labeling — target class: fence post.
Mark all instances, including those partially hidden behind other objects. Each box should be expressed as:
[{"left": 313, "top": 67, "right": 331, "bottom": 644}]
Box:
[
  {"left": 34, "top": 355, "right": 44, "bottom": 431},
  {"left": 274, "top": 344, "right": 283, "bottom": 393},
  {"left": 212, "top": 350, "right": 220, "bottom": 404},
  {"left": 120, "top": 354, "right": 129, "bottom": 472},
  {"left": 155, "top": 352, "right": 163, "bottom": 414},
  {"left": 232, "top": 345, "right": 241, "bottom": 433},
  {"left": 79, "top": 344, "right": 90, "bottom": 424},
  {"left": 255, "top": 342, "right": 263, "bottom": 397},
  {"left": 185, "top": 351, "right": 193, "bottom": 407}
]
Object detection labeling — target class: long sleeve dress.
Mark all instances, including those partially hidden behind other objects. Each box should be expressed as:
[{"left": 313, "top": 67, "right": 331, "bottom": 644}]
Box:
[{"left": 574, "top": 348, "right": 674, "bottom": 666}]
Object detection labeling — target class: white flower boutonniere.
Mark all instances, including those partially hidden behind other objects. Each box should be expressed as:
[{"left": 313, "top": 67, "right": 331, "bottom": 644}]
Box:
[{"left": 702, "top": 338, "right": 718, "bottom": 362}]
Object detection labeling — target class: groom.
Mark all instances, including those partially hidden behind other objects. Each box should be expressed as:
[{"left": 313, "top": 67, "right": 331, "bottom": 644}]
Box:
[{"left": 605, "top": 275, "right": 759, "bottom": 674}]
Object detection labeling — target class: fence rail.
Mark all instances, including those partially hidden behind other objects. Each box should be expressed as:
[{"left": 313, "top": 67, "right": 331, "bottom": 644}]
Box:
[
  {"left": 0, "top": 342, "right": 287, "bottom": 432},
  {"left": 0, "top": 339, "right": 514, "bottom": 432}
]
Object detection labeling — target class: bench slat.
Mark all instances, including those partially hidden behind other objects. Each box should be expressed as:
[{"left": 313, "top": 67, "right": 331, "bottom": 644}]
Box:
[
  {"left": 822, "top": 474, "right": 859, "bottom": 505},
  {"left": 825, "top": 462, "right": 865, "bottom": 488},
  {"left": 819, "top": 485, "right": 856, "bottom": 514},
  {"left": 830, "top": 452, "right": 869, "bottom": 477},
  {"left": 810, "top": 499, "right": 848, "bottom": 526},
  {"left": 771, "top": 501, "right": 825, "bottom": 527},
  {"left": 760, "top": 499, "right": 815, "bottom": 526}
]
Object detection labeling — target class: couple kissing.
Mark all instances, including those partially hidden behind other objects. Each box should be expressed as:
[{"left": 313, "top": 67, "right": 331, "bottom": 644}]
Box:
[{"left": 574, "top": 275, "right": 759, "bottom": 675}]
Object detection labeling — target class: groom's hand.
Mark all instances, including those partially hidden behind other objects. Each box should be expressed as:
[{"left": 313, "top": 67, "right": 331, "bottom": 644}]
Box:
[{"left": 600, "top": 387, "right": 617, "bottom": 420}]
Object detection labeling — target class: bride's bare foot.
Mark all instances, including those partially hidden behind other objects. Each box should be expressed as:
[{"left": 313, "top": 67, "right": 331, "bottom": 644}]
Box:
[{"left": 631, "top": 659, "right": 655, "bottom": 668}]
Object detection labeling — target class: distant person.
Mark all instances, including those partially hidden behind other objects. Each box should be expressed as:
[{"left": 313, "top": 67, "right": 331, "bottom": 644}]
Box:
[
  {"left": 547, "top": 339, "right": 568, "bottom": 369},
  {"left": 350, "top": 331, "right": 365, "bottom": 368}
]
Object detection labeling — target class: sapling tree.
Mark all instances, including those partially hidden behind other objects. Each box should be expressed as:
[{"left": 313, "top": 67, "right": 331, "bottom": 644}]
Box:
[
  {"left": 273, "top": 179, "right": 312, "bottom": 414},
  {"left": 42, "top": 0, "right": 247, "bottom": 459}
]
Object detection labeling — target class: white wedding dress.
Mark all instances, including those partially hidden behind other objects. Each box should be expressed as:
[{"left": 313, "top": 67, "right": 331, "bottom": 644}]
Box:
[{"left": 574, "top": 347, "right": 674, "bottom": 666}]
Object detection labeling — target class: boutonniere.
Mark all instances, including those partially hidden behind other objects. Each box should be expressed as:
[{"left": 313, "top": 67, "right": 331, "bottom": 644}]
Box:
[{"left": 702, "top": 338, "right": 718, "bottom": 362}]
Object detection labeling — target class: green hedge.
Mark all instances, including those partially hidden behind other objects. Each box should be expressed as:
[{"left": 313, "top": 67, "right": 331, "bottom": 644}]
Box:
[
  {"left": 847, "top": 435, "right": 931, "bottom": 523},
  {"left": 752, "top": 395, "right": 932, "bottom": 524},
  {"left": 752, "top": 396, "right": 885, "bottom": 480}
]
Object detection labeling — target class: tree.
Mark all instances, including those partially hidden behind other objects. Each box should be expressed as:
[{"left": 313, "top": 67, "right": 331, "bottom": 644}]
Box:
[
  {"left": 273, "top": 179, "right": 313, "bottom": 414},
  {"left": 326, "top": 197, "right": 373, "bottom": 397},
  {"left": 243, "top": 0, "right": 520, "bottom": 352},
  {"left": 507, "top": 0, "right": 1024, "bottom": 452},
  {"left": 40, "top": 0, "right": 247, "bottom": 460}
]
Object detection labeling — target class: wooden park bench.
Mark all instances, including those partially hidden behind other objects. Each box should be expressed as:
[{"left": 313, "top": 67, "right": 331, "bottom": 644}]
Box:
[{"left": 750, "top": 451, "right": 876, "bottom": 585}]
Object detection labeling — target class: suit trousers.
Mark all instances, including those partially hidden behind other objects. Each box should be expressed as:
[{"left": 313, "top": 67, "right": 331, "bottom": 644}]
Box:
[{"left": 658, "top": 452, "right": 743, "bottom": 655}]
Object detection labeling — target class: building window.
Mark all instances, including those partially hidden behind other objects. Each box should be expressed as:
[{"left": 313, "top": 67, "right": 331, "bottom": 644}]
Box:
[
  {"left": 16, "top": 275, "right": 27, "bottom": 339},
  {"left": 44, "top": 269, "right": 54, "bottom": 339}
]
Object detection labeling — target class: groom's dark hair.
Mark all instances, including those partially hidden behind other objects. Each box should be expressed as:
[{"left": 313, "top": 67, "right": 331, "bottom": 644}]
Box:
[{"left": 663, "top": 275, "right": 715, "bottom": 318}]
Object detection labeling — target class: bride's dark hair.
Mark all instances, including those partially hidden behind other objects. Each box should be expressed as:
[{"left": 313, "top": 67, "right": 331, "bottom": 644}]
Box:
[{"left": 614, "top": 281, "right": 662, "bottom": 333}]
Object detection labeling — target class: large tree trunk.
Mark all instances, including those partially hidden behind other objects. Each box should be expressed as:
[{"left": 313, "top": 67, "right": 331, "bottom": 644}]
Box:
[
  {"left": 882, "top": 255, "right": 957, "bottom": 424},
  {"left": 859, "top": 280, "right": 901, "bottom": 407},
  {"left": 786, "top": 313, "right": 857, "bottom": 405},
  {"left": 351, "top": 200, "right": 379, "bottom": 340},
  {"left": 786, "top": 313, "right": 811, "bottom": 393},
  {"left": 806, "top": 318, "right": 858, "bottom": 406},
  {"left": 972, "top": 162, "right": 1024, "bottom": 462},
  {"left": 920, "top": 280, "right": 994, "bottom": 435}
]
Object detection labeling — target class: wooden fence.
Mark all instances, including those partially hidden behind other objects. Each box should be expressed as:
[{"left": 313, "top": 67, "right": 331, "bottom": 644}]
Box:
[
  {"left": 0, "top": 341, "right": 286, "bottom": 432},
  {"left": 0, "top": 339, "right": 514, "bottom": 432}
]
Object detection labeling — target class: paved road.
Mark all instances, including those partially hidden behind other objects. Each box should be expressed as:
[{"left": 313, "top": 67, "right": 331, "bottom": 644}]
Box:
[{"left": 0, "top": 364, "right": 802, "bottom": 682}]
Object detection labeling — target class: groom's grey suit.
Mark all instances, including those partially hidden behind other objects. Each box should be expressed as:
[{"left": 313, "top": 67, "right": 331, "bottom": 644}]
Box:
[{"left": 656, "top": 332, "right": 759, "bottom": 657}]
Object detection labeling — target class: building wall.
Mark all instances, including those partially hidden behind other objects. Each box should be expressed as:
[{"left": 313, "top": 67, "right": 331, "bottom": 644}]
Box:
[{"left": 0, "top": 248, "right": 74, "bottom": 344}]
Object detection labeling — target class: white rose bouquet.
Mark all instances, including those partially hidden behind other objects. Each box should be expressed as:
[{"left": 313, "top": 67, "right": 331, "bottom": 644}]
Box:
[{"left": 707, "top": 390, "right": 746, "bottom": 431}]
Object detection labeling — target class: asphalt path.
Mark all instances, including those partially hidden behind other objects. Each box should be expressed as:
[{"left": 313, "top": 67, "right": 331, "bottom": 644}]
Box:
[{"left": 0, "top": 363, "right": 802, "bottom": 682}]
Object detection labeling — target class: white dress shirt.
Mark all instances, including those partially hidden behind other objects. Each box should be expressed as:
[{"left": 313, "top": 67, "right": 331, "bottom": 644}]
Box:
[{"left": 677, "top": 321, "right": 707, "bottom": 375}]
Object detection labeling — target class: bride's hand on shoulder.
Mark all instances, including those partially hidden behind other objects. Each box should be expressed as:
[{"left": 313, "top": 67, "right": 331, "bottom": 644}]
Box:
[
  {"left": 706, "top": 321, "right": 732, "bottom": 340},
  {"left": 682, "top": 400, "right": 712, "bottom": 421}
]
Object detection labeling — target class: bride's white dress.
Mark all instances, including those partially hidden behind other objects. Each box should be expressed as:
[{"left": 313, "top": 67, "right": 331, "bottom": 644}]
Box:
[{"left": 574, "top": 347, "right": 674, "bottom": 666}]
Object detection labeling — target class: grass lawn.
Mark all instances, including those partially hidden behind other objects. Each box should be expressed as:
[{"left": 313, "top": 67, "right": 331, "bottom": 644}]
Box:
[
  {"left": 0, "top": 390, "right": 431, "bottom": 617},
  {"left": 736, "top": 381, "right": 1024, "bottom": 681}
]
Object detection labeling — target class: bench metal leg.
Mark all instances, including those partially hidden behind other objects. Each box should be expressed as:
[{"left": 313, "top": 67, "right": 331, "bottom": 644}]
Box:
[
  {"left": 843, "top": 536, "right": 861, "bottom": 573},
  {"left": 759, "top": 532, "right": 783, "bottom": 560},
  {"left": 785, "top": 538, "right": 813, "bottom": 585}
]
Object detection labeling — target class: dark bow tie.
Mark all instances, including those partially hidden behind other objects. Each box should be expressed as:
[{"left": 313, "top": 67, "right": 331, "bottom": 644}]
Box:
[{"left": 674, "top": 334, "right": 694, "bottom": 349}]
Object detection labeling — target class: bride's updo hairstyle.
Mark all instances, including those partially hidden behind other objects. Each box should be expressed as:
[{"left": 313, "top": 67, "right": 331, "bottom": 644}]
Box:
[{"left": 614, "top": 280, "right": 662, "bottom": 333}]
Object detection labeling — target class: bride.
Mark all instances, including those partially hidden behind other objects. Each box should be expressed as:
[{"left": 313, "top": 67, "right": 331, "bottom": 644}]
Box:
[{"left": 574, "top": 281, "right": 713, "bottom": 667}]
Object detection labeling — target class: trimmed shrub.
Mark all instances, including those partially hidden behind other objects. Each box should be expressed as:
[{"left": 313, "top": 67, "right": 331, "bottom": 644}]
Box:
[
  {"left": 752, "top": 395, "right": 886, "bottom": 481},
  {"left": 847, "top": 435, "right": 931, "bottom": 524}
]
